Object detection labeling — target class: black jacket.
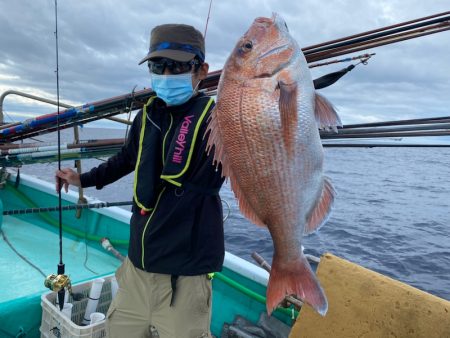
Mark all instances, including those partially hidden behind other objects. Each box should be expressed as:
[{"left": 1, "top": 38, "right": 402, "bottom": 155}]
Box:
[{"left": 80, "top": 93, "right": 225, "bottom": 275}]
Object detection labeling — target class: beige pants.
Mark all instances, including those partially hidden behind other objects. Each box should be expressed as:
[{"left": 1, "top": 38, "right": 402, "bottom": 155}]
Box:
[{"left": 106, "top": 258, "right": 212, "bottom": 338}]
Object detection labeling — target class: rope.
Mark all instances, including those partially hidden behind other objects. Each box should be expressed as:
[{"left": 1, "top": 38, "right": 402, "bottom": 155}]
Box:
[
  {"left": 83, "top": 229, "right": 99, "bottom": 275},
  {"left": 0, "top": 229, "right": 46, "bottom": 277}
]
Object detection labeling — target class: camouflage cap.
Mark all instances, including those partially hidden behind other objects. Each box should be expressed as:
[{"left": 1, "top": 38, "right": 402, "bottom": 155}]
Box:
[{"left": 138, "top": 24, "right": 205, "bottom": 65}]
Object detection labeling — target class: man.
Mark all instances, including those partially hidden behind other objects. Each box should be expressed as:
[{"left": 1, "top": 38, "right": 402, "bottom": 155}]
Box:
[{"left": 56, "top": 24, "right": 224, "bottom": 338}]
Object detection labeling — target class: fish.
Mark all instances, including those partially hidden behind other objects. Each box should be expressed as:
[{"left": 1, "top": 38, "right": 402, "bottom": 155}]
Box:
[{"left": 206, "top": 13, "right": 342, "bottom": 316}]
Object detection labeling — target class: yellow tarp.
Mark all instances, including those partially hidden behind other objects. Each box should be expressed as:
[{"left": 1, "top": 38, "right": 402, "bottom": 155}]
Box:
[{"left": 290, "top": 253, "right": 450, "bottom": 338}]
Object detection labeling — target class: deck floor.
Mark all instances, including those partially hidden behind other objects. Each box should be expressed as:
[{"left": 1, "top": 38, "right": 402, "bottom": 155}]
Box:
[{"left": 0, "top": 216, "right": 121, "bottom": 303}]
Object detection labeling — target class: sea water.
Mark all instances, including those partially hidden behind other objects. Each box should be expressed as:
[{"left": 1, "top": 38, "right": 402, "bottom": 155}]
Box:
[{"left": 16, "top": 127, "right": 450, "bottom": 301}]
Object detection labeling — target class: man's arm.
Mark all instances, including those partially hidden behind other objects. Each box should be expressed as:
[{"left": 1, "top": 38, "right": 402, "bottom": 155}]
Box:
[{"left": 56, "top": 112, "right": 142, "bottom": 192}]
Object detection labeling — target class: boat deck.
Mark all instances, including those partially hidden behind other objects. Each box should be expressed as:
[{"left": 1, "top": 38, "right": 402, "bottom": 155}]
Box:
[{"left": 0, "top": 215, "right": 120, "bottom": 303}]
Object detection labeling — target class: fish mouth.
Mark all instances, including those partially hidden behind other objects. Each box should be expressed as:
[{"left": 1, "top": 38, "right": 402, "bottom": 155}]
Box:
[{"left": 257, "top": 44, "right": 290, "bottom": 62}]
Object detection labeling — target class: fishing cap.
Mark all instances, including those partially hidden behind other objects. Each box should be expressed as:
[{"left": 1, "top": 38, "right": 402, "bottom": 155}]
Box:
[{"left": 138, "top": 24, "right": 205, "bottom": 65}]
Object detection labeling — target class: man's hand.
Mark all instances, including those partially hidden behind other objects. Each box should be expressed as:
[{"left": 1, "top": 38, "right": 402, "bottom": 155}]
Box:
[{"left": 55, "top": 168, "right": 81, "bottom": 193}]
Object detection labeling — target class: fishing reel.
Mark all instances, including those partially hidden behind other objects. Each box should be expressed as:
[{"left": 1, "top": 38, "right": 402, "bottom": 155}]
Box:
[{"left": 44, "top": 274, "right": 72, "bottom": 294}]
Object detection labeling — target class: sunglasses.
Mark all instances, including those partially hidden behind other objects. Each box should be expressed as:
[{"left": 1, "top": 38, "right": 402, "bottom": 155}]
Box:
[{"left": 148, "top": 58, "right": 200, "bottom": 75}]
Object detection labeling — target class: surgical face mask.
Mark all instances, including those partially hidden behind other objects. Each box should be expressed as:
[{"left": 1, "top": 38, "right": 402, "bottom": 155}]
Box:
[{"left": 150, "top": 73, "right": 198, "bottom": 106}]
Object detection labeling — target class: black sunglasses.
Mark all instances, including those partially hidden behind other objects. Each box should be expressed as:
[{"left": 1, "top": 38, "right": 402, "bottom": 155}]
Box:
[{"left": 148, "top": 58, "right": 200, "bottom": 75}]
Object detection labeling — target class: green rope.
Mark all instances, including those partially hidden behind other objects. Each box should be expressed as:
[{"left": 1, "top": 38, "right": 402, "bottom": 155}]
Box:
[{"left": 214, "top": 272, "right": 299, "bottom": 318}]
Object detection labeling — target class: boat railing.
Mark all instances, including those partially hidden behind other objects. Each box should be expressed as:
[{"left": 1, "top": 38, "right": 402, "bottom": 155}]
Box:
[{"left": 0, "top": 89, "right": 131, "bottom": 126}]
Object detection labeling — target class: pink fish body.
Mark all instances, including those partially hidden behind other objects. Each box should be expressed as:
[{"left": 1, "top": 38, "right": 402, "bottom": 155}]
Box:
[{"left": 207, "top": 14, "right": 341, "bottom": 315}]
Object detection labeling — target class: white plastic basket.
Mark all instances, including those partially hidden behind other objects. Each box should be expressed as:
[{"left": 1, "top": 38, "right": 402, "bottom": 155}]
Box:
[{"left": 40, "top": 275, "right": 114, "bottom": 338}]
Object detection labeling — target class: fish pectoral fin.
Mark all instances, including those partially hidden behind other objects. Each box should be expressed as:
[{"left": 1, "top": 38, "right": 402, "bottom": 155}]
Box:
[
  {"left": 279, "top": 81, "right": 298, "bottom": 157},
  {"left": 305, "top": 177, "right": 336, "bottom": 235},
  {"left": 314, "top": 92, "right": 342, "bottom": 132},
  {"left": 266, "top": 253, "right": 328, "bottom": 316}
]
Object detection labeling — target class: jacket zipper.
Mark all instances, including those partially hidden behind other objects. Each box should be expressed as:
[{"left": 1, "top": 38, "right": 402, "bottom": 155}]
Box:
[{"left": 141, "top": 186, "right": 166, "bottom": 269}]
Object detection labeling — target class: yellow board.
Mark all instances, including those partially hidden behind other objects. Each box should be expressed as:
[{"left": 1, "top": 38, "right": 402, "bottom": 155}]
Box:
[{"left": 290, "top": 253, "right": 450, "bottom": 338}]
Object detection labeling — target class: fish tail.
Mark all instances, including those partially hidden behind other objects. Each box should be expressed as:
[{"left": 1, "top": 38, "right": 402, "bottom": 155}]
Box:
[{"left": 266, "top": 253, "right": 328, "bottom": 316}]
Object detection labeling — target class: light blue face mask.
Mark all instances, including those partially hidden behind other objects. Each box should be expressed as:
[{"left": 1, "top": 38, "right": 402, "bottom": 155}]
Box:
[{"left": 150, "top": 73, "right": 197, "bottom": 106}]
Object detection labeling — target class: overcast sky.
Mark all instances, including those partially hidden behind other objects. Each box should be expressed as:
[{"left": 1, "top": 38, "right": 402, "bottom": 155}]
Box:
[{"left": 0, "top": 0, "right": 449, "bottom": 129}]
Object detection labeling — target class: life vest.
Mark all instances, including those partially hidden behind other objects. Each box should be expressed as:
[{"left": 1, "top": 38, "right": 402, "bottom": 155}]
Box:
[{"left": 133, "top": 95, "right": 214, "bottom": 212}]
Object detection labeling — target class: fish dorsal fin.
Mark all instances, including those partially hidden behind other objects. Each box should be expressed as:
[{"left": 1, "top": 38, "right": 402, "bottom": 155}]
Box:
[
  {"left": 305, "top": 177, "right": 336, "bottom": 235},
  {"left": 206, "top": 104, "right": 266, "bottom": 227},
  {"left": 314, "top": 93, "right": 342, "bottom": 132},
  {"left": 279, "top": 81, "right": 298, "bottom": 157}
]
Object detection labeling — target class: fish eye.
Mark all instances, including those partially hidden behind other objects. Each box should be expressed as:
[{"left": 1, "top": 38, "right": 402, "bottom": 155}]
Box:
[{"left": 241, "top": 40, "right": 253, "bottom": 52}]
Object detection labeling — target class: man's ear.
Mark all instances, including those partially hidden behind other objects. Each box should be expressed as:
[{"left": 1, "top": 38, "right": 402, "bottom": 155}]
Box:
[{"left": 198, "top": 62, "right": 209, "bottom": 80}]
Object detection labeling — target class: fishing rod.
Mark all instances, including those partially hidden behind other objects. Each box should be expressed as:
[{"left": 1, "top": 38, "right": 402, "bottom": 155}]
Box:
[
  {"left": 1, "top": 138, "right": 124, "bottom": 154},
  {"left": 342, "top": 116, "right": 450, "bottom": 129},
  {"left": 305, "top": 23, "right": 450, "bottom": 63},
  {"left": 2, "top": 200, "right": 133, "bottom": 216},
  {"left": 0, "top": 138, "right": 124, "bottom": 166},
  {"left": 308, "top": 53, "right": 375, "bottom": 68},
  {"left": 321, "top": 130, "right": 450, "bottom": 139},
  {"left": 303, "top": 11, "right": 450, "bottom": 52},
  {"left": 303, "top": 12, "right": 450, "bottom": 57},
  {"left": 323, "top": 143, "right": 450, "bottom": 148},
  {"left": 0, "top": 146, "right": 121, "bottom": 167},
  {"left": 45, "top": 0, "right": 70, "bottom": 310},
  {"left": 326, "top": 123, "right": 450, "bottom": 136}
]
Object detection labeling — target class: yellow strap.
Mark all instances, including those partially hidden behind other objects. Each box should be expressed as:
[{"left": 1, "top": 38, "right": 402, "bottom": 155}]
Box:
[{"left": 133, "top": 96, "right": 156, "bottom": 211}]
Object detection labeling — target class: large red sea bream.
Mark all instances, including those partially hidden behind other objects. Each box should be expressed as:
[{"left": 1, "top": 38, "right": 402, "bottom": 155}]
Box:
[{"left": 207, "top": 14, "right": 341, "bottom": 315}]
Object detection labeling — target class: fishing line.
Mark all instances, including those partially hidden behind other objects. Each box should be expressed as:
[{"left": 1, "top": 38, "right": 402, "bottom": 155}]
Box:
[
  {"left": 54, "top": 0, "right": 63, "bottom": 265},
  {"left": 203, "top": 0, "right": 213, "bottom": 39},
  {"left": 124, "top": 85, "right": 137, "bottom": 141},
  {"left": 82, "top": 220, "right": 99, "bottom": 275}
]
